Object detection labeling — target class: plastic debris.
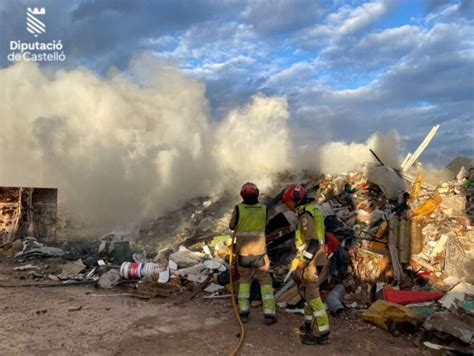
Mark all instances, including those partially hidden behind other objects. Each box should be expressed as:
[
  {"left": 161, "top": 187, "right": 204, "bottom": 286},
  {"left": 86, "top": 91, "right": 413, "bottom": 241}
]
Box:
[
  {"left": 366, "top": 165, "right": 408, "bottom": 200},
  {"left": 186, "top": 273, "right": 208, "bottom": 283},
  {"left": 169, "top": 246, "right": 206, "bottom": 268},
  {"left": 203, "top": 259, "right": 227, "bottom": 272},
  {"left": 412, "top": 195, "right": 442, "bottom": 218},
  {"left": 204, "top": 283, "right": 224, "bottom": 294},
  {"left": 14, "top": 264, "right": 40, "bottom": 271},
  {"left": 439, "top": 282, "right": 474, "bottom": 309},
  {"left": 15, "top": 237, "right": 65, "bottom": 258},
  {"left": 383, "top": 289, "right": 443, "bottom": 305},
  {"left": 363, "top": 300, "right": 423, "bottom": 335},
  {"left": 326, "top": 284, "right": 346, "bottom": 314}
]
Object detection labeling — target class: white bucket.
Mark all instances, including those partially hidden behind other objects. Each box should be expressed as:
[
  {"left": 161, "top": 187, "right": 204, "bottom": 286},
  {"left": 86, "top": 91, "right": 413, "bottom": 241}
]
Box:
[
  {"left": 141, "top": 263, "right": 163, "bottom": 280},
  {"left": 119, "top": 262, "right": 162, "bottom": 280},
  {"left": 119, "top": 262, "right": 143, "bottom": 280},
  {"left": 120, "top": 262, "right": 131, "bottom": 279}
]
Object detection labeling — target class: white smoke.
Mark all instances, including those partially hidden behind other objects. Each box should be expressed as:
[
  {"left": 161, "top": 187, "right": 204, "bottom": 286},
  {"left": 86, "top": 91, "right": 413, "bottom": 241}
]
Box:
[
  {"left": 214, "top": 95, "right": 291, "bottom": 189},
  {"left": 0, "top": 59, "right": 293, "bottom": 225},
  {"left": 0, "top": 58, "right": 402, "bottom": 226},
  {"left": 317, "top": 130, "right": 401, "bottom": 173}
]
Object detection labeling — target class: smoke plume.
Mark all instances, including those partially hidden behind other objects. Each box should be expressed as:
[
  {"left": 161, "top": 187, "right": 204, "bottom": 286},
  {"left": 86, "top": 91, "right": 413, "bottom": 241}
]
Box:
[{"left": 0, "top": 57, "right": 401, "bottom": 225}]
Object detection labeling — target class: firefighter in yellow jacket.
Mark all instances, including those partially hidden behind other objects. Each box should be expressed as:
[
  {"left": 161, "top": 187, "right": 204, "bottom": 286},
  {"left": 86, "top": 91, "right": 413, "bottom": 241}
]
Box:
[
  {"left": 229, "top": 182, "right": 276, "bottom": 325},
  {"left": 282, "top": 184, "right": 330, "bottom": 345}
]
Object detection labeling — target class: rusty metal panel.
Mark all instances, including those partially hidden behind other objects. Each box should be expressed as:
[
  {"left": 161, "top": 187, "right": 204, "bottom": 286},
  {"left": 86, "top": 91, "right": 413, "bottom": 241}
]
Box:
[
  {"left": 0, "top": 187, "right": 57, "bottom": 244},
  {"left": 0, "top": 187, "right": 21, "bottom": 245}
]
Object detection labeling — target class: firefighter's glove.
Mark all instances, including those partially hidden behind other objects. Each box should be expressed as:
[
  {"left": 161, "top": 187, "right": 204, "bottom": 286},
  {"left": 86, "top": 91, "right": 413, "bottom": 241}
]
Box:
[
  {"left": 290, "top": 258, "right": 306, "bottom": 283},
  {"left": 291, "top": 268, "right": 303, "bottom": 283},
  {"left": 290, "top": 258, "right": 306, "bottom": 271}
]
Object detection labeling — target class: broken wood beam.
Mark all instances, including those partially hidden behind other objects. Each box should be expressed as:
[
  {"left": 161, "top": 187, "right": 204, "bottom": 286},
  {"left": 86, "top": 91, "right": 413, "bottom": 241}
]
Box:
[{"left": 369, "top": 148, "right": 385, "bottom": 166}]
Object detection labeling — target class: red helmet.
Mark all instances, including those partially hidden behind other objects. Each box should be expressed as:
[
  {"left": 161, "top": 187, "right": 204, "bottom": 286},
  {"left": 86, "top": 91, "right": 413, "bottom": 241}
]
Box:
[
  {"left": 240, "top": 182, "right": 259, "bottom": 198},
  {"left": 282, "top": 184, "right": 306, "bottom": 206}
]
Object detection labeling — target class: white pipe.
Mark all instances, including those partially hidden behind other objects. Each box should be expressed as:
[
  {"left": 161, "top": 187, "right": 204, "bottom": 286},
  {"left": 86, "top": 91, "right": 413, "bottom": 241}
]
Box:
[{"left": 401, "top": 125, "right": 439, "bottom": 172}]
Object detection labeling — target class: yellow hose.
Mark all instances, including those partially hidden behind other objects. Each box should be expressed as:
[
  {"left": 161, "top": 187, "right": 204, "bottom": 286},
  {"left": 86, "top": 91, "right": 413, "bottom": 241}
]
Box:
[{"left": 229, "top": 232, "right": 245, "bottom": 356}]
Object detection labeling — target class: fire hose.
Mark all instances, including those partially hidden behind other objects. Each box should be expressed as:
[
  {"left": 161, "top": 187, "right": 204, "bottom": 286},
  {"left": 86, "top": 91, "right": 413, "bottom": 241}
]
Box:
[{"left": 229, "top": 231, "right": 245, "bottom": 355}]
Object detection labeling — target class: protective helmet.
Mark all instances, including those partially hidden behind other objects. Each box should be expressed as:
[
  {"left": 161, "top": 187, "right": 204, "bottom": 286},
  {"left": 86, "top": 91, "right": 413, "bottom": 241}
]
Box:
[
  {"left": 240, "top": 182, "right": 259, "bottom": 198},
  {"left": 282, "top": 184, "right": 306, "bottom": 206}
]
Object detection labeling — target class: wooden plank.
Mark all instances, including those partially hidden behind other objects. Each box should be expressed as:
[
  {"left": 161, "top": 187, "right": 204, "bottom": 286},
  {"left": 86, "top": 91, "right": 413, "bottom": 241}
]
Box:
[{"left": 173, "top": 275, "right": 213, "bottom": 305}]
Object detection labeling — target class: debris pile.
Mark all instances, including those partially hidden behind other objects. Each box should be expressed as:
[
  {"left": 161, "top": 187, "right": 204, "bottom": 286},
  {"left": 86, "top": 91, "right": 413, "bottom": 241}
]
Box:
[
  {"left": 413, "top": 169, "right": 474, "bottom": 283},
  {"left": 1, "top": 149, "right": 473, "bottom": 353},
  {"left": 137, "top": 194, "right": 234, "bottom": 250}
]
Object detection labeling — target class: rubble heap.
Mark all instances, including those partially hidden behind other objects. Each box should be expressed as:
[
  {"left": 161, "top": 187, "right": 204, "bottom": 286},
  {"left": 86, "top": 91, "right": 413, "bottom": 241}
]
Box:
[{"left": 1, "top": 160, "right": 473, "bottom": 354}]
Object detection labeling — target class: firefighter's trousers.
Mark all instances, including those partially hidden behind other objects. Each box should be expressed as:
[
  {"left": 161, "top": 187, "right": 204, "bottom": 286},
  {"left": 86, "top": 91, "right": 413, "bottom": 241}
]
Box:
[
  {"left": 237, "top": 254, "right": 275, "bottom": 316},
  {"left": 298, "top": 260, "right": 330, "bottom": 336}
]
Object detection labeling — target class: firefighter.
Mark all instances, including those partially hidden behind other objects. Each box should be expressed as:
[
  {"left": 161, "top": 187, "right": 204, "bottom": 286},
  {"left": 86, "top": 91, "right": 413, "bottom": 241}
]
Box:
[
  {"left": 229, "top": 182, "right": 276, "bottom": 325},
  {"left": 282, "top": 184, "right": 330, "bottom": 345}
]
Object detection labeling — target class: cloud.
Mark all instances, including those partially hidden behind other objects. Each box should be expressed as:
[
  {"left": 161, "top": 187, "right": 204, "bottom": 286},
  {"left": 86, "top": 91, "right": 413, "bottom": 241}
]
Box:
[
  {"left": 70, "top": 0, "right": 136, "bottom": 21},
  {"left": 426, "top": 0, "right": 474, "bottom": 21},
  {"left": 0, "top": 0, "right": 244, "bottom": 69},
  {"left": 298, "top": 0, "right": 396, "bottom": 49},
  {"left": 152, "top": 20, "right": 270, "bottom": 118},
  {"left": 260, "top": 17, "right": 473, "bottom": 165},
  {"left": 378, "top": 23, "right": 474, "bottom": 104},
  {"left": 173, "top": 21, "right": 259, "bottom": 63},
  {"left": 426, "top": 0, "right": 452, "bottom": 13},
  {"left": 186, "top": 55, "right": 256, "bottom": 79},
  {"left": 322, "top": 25, "right": 424, "bottom": 69},
  {"left": 241, "top": 0, "right": 328, "bottom": 34},
  {"left": 141, "top": 35, "right": 177, "bottom": 50},
  {"left": 65, "top": 0, "right": 242, "bottom": 66},
  {"left": 338, "top": 0, "right": 395, "bottom": 34},
  {"left": 263, "top": 61, "right": 316, "bottom": 89}
]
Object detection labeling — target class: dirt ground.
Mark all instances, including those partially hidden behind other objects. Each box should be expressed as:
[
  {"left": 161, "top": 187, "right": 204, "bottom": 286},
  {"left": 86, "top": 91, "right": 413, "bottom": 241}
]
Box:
[{"left": 0, "top": 260, "right": 427, "bottom": 356}]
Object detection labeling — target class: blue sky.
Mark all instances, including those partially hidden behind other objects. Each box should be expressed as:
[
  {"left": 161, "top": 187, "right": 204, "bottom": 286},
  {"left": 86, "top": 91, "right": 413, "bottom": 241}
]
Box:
[{"left": 1, "top": 0, "right": 473, "bottom": 166}]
